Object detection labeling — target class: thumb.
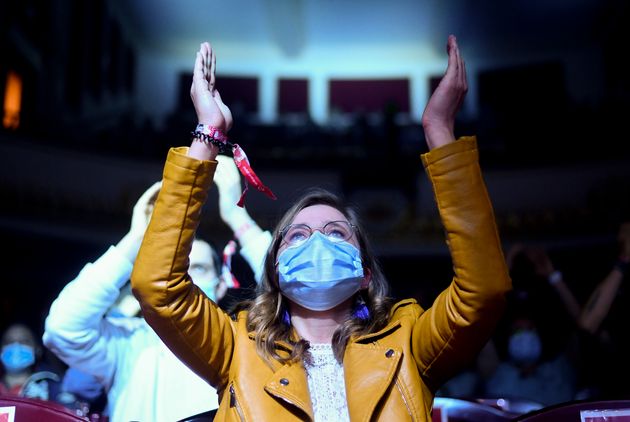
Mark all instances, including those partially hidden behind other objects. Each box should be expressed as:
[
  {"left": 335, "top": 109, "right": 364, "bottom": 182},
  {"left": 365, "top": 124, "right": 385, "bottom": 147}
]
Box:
[{"left": 214, "top": 90, "right": 233, "bottom": 131}]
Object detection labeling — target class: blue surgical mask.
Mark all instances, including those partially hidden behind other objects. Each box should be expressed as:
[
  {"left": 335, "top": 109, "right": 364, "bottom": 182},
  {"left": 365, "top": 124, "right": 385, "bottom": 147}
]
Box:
[
  {"left": 277, "top": 231, "right": 364, "bottom": 311},
  {"left": 1, "top": 342, "right": 35, "bottom": 373},
  {"left": 508, "top": 329, "right": 542, "bottom": 366}
]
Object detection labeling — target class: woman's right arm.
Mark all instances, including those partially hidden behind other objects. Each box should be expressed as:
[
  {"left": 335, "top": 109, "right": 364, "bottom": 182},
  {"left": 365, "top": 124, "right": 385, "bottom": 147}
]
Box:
[{"left": 131, "top": 42, "right": 236, "bottom": 390}]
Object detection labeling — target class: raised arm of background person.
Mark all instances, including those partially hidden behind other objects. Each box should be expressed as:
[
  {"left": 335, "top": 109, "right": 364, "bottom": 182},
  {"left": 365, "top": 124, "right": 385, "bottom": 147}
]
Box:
[
  {"left": 214, "top": 154, "right": 271, "bottom": 282},
  {"left": 43, "top": 182, "right": 161, "bottom": 388},
  {"left": 528, "top": 246, "right": 582, "bottom": 323},
  {"left": 411, "top": 35, "right": 511, "bottom": 388},
  {"left": 579, "top": 222, "right": 630, "bottom": 334}
]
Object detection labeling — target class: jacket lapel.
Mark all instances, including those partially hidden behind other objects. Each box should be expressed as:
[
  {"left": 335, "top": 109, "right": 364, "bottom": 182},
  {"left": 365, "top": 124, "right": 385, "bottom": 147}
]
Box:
[
  {"left": 264, "top": 361, "right": 314, "bottom": 421},
  {"left": 344, "top": 343, "right": 402, "bottom": 421}
]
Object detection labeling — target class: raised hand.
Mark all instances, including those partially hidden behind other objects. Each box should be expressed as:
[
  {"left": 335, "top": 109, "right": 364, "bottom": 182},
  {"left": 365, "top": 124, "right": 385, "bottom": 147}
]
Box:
[
  {"left": 117, "top": 181, "right": 162, "bottom": 263},
  {"left": 527, "top": 247, "right": 555, "bottom": 279},
  {"left": 421, "top": 35, "right": 468, "bottom": 150},
  {"left": 130, "top": 181, "right": 162, "bottom": 239},
  {"left": 190, "top": 42, "right": 233, "bottom": 133}
]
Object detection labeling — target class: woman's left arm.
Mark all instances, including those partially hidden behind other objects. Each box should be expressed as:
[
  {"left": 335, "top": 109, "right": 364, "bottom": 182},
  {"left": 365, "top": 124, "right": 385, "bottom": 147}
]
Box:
[{"left": 412, "top": 36, "right": 511, "bottom": 389}]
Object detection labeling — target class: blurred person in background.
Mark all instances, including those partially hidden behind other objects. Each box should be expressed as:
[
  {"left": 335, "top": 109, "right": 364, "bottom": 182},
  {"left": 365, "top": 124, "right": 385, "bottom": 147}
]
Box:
[
  {"left": 577, "top": 222, "right": 630, "bottom": 399},
  {"left": 484, "top": 244, "right": 582, "bottom": 406},
  {"left": 1, "top": 323, "right": 64, "bottom": 401},
  {"left": 43, "top": 158, "right": 270, "bottom": 422}
]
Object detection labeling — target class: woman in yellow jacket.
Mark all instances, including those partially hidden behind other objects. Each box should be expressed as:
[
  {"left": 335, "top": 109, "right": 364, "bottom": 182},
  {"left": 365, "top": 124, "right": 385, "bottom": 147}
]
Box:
[{"left": 131, "top": 35, "right": 511, "bottom": 421}]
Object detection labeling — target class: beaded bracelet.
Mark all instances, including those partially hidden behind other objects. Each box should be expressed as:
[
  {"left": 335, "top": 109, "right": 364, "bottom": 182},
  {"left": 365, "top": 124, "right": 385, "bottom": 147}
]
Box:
[
  {"left": 189, "top": 123, "right": 277, "bottom": 207},
  {"left": 196, "top": 123, "right": 228, "bottom": 142},
  {"left": 191, "top": 123, "right": 232, "bottom": 154}
]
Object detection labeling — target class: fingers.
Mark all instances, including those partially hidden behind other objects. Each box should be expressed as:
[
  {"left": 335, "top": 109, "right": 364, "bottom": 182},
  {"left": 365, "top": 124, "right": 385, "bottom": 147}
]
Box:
[
  {"left": 448, "top": 36, "right": 467, "bottom": 91},
  {"left": 210, "top": 44, "right": 216, "bottom": 92},
  {"left": 135, "top": 181, "right": 162, "bottom": 209},
  {"left": 445, "top": 35, "right": 458, "bottom": 80},
  {"left": 191, "top": 47, "right": 207, "bottom": 95},
  {"left": 131, "top": 181, "right": 162, "bottom": 231},
  {"left": 454, "top": 39, "right": 463, "bottom": 85},
  {"left": 214, "top": 90, "right": 233, "bottom": 131},
  {"left": 446, "top": 35, "right": 467, "bottom": 111},
  {"left": 199, "top": 42, "right": 215, "bottom": 92},
  {"left": 454, "top": 38, "right": 468, "bottom": 93},
  {"left": 200, "top": 43, "right": 206, "bottom": 79}
]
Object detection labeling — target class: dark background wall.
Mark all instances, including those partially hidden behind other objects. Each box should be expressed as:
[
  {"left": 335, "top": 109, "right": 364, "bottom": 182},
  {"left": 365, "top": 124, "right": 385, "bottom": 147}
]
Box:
[{"left": 1, "top": 0, "right": 629, "bottom": 340}]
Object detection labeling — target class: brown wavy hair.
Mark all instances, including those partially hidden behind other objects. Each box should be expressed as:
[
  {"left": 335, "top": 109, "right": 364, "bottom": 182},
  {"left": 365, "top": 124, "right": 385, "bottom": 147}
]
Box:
[{"left": 245, "top": 188, "right": 394, "bottom": 365}]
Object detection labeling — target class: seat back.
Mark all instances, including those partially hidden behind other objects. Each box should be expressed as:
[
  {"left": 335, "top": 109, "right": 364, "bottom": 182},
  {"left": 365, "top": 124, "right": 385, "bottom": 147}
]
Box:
[
  {"left": 0, "top": 395, "right": 86, "bottom": 421},
  {"left": 515, "top": 399, "right": 630, "bottom": 421}
]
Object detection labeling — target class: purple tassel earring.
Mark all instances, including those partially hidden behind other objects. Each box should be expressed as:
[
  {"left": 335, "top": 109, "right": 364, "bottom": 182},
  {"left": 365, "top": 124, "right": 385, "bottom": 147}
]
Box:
[
  {"left": 282, "top": 309, "right": 291, "bottom": 326},
  {"left": 353, "top": 297, "right": 370, "bottom": 321}
]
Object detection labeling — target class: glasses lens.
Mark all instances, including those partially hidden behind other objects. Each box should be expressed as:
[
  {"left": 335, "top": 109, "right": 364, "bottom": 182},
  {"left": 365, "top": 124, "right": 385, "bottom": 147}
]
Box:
[
  {"left": 281, "top": 221, "right": 354, "bottom": 246},
  {"left": 282, "top": 224, "right": 311, "bottom": 246},
  {"left": 323, "top": 221, "right": 353, "bottom": 242}
]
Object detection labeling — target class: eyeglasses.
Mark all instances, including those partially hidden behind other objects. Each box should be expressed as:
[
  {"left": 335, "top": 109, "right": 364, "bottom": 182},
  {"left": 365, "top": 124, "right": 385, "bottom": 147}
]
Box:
[{"left": 280, "top": 220, "right": 356, "bottom": 247}]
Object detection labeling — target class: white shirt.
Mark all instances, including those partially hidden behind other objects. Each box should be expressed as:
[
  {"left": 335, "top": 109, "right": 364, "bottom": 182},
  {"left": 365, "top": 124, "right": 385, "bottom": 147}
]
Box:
[
  {"left": 304, "top": 343, "right": 350, "bottom": 422},
  {"left": 43, "top": 245, "right": 218, "bottom": 422}
]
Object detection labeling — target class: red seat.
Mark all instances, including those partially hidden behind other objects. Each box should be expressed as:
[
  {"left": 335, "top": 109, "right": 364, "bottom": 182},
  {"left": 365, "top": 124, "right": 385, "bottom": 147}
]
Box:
[{"left": 0, "top": 395, "right": 86, "bottom": 421}]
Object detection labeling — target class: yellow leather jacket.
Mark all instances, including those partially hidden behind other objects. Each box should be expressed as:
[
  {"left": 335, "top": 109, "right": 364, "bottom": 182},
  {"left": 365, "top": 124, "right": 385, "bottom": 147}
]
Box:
[{"left": 131, "top": 136, "right": 511, "bottom": 421}]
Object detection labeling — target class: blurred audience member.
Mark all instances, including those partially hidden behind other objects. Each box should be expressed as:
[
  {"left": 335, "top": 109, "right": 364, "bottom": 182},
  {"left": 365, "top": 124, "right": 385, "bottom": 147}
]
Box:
[
  {"left": 484, "top": 244, "right": 581, "bottom": 406},
  {"left": 577, "top": 222, "right": 630, "bottom": 399},
  {"left": 1, "top": 323, "right": 63, "bottom": 401},
  {"left": 43, "top": 158, "right": 271, "bottom": 422}
]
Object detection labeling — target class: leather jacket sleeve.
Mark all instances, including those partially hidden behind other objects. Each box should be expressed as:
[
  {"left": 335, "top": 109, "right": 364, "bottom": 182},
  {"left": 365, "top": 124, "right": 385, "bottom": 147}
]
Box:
[
  {"left": 131, "top": 147, "right": 234, "bottom": 391},
  {"left": 413, "top": 136, "right": 511, "bottom": 389}
]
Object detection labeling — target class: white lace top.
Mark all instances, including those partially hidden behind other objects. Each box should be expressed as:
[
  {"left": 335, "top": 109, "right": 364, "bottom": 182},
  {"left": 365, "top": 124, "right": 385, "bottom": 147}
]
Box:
[{"left": 303, "top": 343, "right": 350, "bottom": 422}]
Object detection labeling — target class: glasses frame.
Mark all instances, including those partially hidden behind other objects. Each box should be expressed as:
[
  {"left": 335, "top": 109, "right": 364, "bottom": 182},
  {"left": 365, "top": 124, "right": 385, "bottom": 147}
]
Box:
[{"left": 280, "top": 220, "right": 357, "bottom": 247}]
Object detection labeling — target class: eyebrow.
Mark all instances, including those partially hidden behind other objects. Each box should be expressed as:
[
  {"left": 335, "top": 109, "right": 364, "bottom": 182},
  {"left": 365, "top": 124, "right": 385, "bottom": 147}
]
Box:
[{"left": 289, "top": 220, "right": 349, "bottom": 226}]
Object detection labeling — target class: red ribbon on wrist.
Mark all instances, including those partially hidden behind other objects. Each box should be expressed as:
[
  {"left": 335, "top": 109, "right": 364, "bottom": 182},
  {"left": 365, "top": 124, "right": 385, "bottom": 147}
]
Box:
[
  {"left": 193, "top": 124, "right": 276, "bottom": 207},
  {"left": 232, "top": 144, "right": 277, "bottom": 207}
]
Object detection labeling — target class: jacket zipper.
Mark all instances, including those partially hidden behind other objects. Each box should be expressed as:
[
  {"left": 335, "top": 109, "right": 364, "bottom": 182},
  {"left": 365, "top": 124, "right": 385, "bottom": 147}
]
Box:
[
  {"left": 229, "top": 384, "right": 246, "bottom": 421},
  {"left": 395, "top": 377, "right": 416, "bottom": 422}
]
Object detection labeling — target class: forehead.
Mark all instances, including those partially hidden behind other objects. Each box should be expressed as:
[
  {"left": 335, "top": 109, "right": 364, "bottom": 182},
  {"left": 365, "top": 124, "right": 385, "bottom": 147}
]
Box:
[
  {"left": 2, "top": 325, "right": 35, "bottom": 346},
  {"left": 291, "top": 204, "right": 347, "bottom": 226},
  {"left": 190, "top": 240, "right": 214, "bottom": 265}
]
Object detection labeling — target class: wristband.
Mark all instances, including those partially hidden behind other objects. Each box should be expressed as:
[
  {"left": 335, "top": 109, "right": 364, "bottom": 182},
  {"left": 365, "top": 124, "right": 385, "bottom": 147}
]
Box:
[
  {"left": 195, "top": 123, "right": 228, "bottom": 143},
  {"left": 192, "top": 124, "right": 231, "bottom": 154},
  {"left": 190, "top": 125, "right": 277, "bottom": 207},
  {"left": 548, "top": 270, "right": 563, "bottom": 285},
  {"left": 234, "top": 222, "right": 253, "bottom": 241}
]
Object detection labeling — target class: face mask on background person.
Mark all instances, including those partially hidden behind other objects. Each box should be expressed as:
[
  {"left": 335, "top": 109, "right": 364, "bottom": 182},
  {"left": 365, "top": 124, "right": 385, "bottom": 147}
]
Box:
[
  {"left": 508, "top": 329, "right": 542, "bottom": 366},
  {"left": 1, "top": 342, "right": 35, "bottom": 373},
  {"left": 277, "top": 231, "right": 364, "bottom": 311}
]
